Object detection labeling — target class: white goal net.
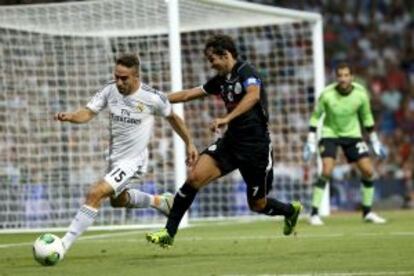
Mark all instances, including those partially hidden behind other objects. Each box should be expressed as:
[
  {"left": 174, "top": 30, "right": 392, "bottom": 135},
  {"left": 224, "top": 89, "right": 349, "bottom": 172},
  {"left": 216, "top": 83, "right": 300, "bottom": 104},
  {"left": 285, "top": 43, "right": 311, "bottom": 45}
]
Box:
[{"left": 0, "top": 0, "right": 324, "bottom": 231}]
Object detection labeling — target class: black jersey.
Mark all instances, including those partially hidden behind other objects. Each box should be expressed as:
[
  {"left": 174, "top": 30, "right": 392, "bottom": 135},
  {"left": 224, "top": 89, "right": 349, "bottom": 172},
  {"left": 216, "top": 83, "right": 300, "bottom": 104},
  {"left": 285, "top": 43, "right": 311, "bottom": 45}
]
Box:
[{"left": 202, "top": 61, "right": 269, "bottom": 140}]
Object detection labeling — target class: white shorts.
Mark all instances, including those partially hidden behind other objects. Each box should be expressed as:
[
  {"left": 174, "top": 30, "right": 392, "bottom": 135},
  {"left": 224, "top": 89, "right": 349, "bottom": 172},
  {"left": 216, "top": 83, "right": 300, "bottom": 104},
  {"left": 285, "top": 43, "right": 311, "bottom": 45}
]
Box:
[{"left": 104, "top": 157, "right": 148, "bottom": 197}]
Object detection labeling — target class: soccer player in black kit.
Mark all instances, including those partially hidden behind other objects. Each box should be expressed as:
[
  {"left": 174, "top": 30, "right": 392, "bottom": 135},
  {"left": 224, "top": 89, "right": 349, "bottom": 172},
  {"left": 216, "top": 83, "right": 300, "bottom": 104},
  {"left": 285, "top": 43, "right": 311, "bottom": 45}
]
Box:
[{"left": 146, "top": 34, "right": 302, "bottom": 247}]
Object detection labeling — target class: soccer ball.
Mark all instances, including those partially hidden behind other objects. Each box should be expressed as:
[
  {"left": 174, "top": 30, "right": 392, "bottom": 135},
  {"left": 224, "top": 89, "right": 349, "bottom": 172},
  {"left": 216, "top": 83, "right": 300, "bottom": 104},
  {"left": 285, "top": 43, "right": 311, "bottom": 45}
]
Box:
[{"left": 32, "top": 233, "right": 65, "bottom": 266}]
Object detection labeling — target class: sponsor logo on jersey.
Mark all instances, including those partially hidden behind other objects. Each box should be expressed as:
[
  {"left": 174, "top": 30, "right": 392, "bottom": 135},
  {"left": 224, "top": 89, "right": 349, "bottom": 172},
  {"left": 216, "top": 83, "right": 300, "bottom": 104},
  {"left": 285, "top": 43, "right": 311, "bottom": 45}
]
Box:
[
  {"left": 121, "top": 109, "right": 130, "bottom": 116},
  {"left": 136, "top": 102, "right": 145, "bottom": 112},
  {"left": 234, "top": 82, "right": 242, "bottom": 94},
  {"left": 111, "top": 113, "right": 141, "bottom": 125}
]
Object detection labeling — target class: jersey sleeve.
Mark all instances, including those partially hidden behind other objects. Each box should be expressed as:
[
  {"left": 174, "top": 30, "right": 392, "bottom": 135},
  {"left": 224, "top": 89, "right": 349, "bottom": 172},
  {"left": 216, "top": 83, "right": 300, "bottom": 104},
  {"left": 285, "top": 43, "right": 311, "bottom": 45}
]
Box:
[
  {"left": 202, "top": 76, "right": 221, "bottom": 95},
  {"left": 309, "top": 92, "right": 326, "bottom": 128},
  {"left": 153, "top": 91, "right": 172, "bottom": 117},
  {"left": 238, "top": 63, "right": 262, "bottom": 89},
  {"left": 358, "top": 90, "right": 375, "bottom": 128},
  {"left": 86, "top": 83, "right": 111, "bottom": 113}
]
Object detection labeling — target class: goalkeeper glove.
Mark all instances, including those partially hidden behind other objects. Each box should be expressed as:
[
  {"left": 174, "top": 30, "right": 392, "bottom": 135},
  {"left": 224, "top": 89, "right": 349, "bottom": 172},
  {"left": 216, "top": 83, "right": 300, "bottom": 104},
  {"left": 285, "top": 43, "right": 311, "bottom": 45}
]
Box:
[
  {"left": 369, "top": 132, "right": 387, "bottom": 160},
  {"left": 303, "top": 132, "right": 317, "bottom": 162}
]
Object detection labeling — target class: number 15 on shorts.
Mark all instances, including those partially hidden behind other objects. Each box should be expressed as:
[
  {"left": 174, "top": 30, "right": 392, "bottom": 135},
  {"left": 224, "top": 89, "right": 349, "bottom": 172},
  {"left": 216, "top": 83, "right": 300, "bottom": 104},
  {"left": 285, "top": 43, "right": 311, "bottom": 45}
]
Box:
[{"left": 110, "top": 168, "right": 126, "bottom": 183}]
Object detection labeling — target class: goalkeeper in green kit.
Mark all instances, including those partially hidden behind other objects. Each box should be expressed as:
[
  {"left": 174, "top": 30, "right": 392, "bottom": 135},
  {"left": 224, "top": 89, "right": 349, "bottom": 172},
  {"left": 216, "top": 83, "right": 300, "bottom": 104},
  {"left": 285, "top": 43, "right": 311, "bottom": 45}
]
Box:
[{"left": 303, "top": 63, "right": 387, "bottom": 225}]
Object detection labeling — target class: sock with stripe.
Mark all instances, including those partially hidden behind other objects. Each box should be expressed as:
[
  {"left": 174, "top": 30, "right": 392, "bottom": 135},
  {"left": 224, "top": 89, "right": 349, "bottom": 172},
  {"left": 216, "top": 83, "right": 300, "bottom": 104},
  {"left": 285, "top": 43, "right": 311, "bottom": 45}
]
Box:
[
  {"left": 311, "top": 175, "right": 329, "bottom": 216},
  {"left": 61, "top": 205, "right": 98, "bottom": 251},
  {"left": 126, "top": 189, "right": 152, "bottom": 208},
  {"left": 361, "top": 177, "right": 374, "bottom": 217},
  {"left": 258, "top": 198, "right": 294, "bottom": 217},
  {"left": 165, "top": 183, "right": 198, "bottom": 237}
]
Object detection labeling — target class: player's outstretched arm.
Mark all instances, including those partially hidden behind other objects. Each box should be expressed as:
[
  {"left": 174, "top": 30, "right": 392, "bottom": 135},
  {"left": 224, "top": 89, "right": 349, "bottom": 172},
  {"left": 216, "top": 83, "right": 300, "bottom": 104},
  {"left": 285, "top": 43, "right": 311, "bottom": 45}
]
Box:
[
  {"left": 168, "top": 87, "right": 206, "bottom": 103},
  {"left": 54, "top": 107, "right": 96, "bottom": 124},
  {"left": 166, "top": 112, "right": 198, "bottom": 167},
  {"left": 210, "top": 85, "right": 260, "bottom": 132}
]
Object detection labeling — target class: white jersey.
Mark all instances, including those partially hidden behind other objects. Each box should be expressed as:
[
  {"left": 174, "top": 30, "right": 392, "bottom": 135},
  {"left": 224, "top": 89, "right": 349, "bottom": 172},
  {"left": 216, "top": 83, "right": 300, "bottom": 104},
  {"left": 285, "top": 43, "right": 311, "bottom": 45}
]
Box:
[{"left": 87, "top": 81, "right": 172, "bottom": 163}]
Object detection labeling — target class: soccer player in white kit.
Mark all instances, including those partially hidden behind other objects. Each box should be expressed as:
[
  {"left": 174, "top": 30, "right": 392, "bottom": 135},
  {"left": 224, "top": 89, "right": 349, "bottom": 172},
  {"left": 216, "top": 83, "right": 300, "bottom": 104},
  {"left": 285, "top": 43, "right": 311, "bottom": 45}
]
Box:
[{"left": 54, "top": 54, "right": 198, "bottom": 255}]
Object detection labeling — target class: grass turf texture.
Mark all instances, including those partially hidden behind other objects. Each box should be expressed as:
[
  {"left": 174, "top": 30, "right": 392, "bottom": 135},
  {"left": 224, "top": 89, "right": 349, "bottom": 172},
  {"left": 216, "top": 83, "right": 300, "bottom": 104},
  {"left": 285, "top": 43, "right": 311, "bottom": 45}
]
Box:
[{"left": 0, "top": 210, "right": 413, "bottom": 276}]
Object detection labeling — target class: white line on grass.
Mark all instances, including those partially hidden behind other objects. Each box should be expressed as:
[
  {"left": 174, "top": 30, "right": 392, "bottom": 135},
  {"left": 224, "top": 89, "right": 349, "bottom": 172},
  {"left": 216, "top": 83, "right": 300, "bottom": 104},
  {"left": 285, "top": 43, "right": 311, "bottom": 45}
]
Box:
[
  {"left": 0, "top": 233, "right": 340, "bottom": 249},
  {"left": 356, "top": 232, "right": 414, "bottom": 237},
  {"left": 77, "top": 233, "right": 345, "bottom": 245},
  {"left": 0, "top": 241, "right": 33, "bottom": 249},
  {"left": 0, "top": 230, "right": 144, "bottom": 249},
  {"left": 391, "top": 232, "right": 414, "bottom": 236},
  {"left": 224, "top": 271, "right": 414, "bottom": 276},
  {"left": 2, "top": 230, "right": 414, "bottom": 249}
]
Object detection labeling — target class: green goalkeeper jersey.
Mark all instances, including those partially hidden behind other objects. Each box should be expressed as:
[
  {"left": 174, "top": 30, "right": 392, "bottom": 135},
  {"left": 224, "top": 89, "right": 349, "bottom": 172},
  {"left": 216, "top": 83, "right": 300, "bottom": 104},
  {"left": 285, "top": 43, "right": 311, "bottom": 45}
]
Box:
[{"left": 309, "top": 82, "right": 374, "bottom": 138}]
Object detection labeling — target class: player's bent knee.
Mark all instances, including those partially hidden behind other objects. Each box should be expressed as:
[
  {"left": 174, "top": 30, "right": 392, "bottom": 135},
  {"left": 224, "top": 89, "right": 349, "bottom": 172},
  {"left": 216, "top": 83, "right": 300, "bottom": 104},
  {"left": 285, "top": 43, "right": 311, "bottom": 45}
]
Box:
[
  {"left": 109, "top": 198, "right": 124, "bottom": 208},
  {"left": 186, "top": 155, "right": 221, "bottom": 188},
  {"left": 110, "top": 191, "right": 128, "bottom": 208},
  {"left": 85, "top": 181, "right": 113, "bottom": 206},
  {"left": 187, "top": 171, "right": 208, "bottom": 188},
  {"left": 362, "top": 170, "right": 374, "bottom": 180},
  {"left": 361, "top": 171, "right": 376, "bottom": 184}
]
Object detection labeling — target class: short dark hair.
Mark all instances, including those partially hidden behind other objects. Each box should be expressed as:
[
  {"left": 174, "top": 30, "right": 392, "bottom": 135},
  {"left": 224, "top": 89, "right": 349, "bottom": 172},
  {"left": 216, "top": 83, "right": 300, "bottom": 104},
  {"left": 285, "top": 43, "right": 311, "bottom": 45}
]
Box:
[
  {"left": 335, "top": 62, "right": 352, "bottom": 75},
  {"left": 204, "top": 34, "right": 238, "bottom": 59},
  {"left": 116, "top": 54, "right": 140, "bottom": 74}
]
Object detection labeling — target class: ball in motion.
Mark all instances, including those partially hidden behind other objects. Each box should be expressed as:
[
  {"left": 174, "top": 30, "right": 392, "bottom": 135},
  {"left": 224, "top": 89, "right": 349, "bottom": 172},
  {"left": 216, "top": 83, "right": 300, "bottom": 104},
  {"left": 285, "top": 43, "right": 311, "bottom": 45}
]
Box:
[{"left": 32, "top": 233, "right": 65, "bottom": 266}]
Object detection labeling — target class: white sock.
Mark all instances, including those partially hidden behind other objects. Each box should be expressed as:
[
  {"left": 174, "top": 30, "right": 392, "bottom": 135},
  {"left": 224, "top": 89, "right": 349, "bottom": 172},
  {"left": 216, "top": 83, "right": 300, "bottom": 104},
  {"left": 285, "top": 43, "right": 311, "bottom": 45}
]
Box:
[
  {"left": 126, "top": 189, "right": 154, "bottom": 208},
  {"left": 62, "top": 205, "right": 98, "bottom": 251}
]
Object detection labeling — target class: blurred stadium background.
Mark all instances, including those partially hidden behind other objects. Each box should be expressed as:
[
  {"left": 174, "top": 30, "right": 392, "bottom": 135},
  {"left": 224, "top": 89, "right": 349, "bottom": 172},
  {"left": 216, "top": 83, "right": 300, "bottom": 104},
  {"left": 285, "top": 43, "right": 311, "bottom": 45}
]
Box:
[
  {"left": 252, "top": 0, "right": 414, "bottom": 211},
  {"left": 0, "top": 1, "right": 413, "bottom": 275},
  {"left": 0, "top": 0, "right": 412, "bottom": 232},
  {"left": 245, "top": 0, "right": 414, "bottom": 211}
]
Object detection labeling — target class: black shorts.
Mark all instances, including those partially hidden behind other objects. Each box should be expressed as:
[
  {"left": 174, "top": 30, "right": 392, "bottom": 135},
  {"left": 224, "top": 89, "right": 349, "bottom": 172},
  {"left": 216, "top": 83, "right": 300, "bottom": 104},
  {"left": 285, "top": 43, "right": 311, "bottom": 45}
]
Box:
[
  {"left": 319, "top": 138, "right": 370, "bottom": 162},
  {"left": 201, "top": 136, "right": 273, "bottom": 200}
]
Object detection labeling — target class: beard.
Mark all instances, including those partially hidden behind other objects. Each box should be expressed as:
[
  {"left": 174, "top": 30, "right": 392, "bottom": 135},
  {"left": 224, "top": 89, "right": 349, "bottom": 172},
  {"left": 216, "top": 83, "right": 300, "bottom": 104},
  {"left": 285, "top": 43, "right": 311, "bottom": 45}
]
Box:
[
  {"left": 117, "top": 86, "right": 127, "bottom": 94},
  {"left": 337, "top": 83, "right": 353, "bottom": 95}
]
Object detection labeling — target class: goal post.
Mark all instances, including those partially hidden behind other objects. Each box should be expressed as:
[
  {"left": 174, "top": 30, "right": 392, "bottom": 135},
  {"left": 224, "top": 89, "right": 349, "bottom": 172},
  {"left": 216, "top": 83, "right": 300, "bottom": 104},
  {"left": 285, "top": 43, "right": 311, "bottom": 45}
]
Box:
[
  {"left": 0, "top": 0, "right": 325, "bottom": 233},
  {"left": 167, "top": 0, "right": 188, "bottom": 228}
]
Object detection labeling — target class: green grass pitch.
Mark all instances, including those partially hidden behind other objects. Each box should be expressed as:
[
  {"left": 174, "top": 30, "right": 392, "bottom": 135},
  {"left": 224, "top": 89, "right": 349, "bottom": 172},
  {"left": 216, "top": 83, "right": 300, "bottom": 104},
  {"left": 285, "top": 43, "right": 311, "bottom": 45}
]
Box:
[{"left": 1, "top": 210, "right": 413, "bottom": 276}]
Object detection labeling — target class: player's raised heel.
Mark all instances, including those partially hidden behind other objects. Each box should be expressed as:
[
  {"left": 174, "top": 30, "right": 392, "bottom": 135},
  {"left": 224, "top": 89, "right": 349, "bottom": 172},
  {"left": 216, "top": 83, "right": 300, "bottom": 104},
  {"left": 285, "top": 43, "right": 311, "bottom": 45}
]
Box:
[
  {"left": 283, "top": 201, "right": 302, "bottom": 235},
  {"left": 146, "top": 228, "right": 174, "bottom": 248}
]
